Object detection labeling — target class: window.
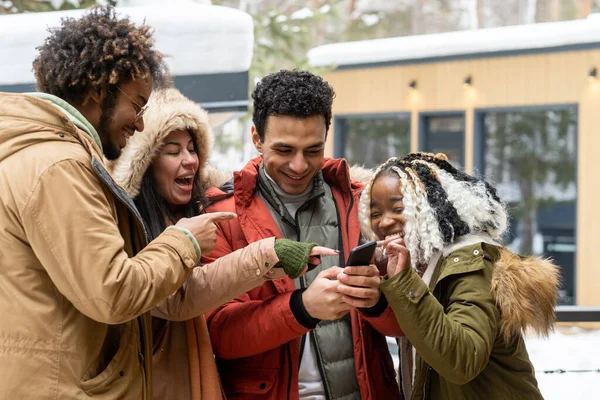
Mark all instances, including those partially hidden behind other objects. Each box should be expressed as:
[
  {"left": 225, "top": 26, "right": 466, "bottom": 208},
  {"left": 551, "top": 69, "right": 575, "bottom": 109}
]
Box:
[
  {"left": 421, "top": 114, "right": 465, "bottom": 168},
  {"left": 482, "top": 107, "right": 577, "bottom": 304},
  {"left": 336, "top": 114, "right": 410, "bottom": 169}
]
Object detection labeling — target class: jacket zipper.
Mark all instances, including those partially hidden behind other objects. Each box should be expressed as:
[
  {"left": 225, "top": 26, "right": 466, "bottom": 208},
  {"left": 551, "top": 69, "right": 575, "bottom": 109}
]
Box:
[
  {"left": 290, "top": 207, "right": 304, "bottom": 400},
  {"left": 139, "top": 351, "right": 147, "bottom": 400},
  {"left": 94, "top": 159, "right": 150, "bottom": 399},
  {"left": 287, "top": 346, "right": 293, "bottom": 400},
  {"left": 422, "top": 365, "right": 432, "bottom": 400},
  {"left": 343, "top": 169, "right": 355, "bottom": 257},
  {"left": 137, "top": 317, "right": 148, "bottom": 400}
]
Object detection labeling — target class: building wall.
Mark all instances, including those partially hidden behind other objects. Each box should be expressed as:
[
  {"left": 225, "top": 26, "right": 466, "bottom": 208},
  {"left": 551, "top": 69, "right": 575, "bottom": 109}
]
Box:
[{"left": 322, "top": 48, "right": 600, "bottom": 307}]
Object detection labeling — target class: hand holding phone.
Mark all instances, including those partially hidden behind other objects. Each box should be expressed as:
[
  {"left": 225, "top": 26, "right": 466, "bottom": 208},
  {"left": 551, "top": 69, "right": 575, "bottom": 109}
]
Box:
[{"left": 337, "top": 241, "right": 381, "bottom": 308}]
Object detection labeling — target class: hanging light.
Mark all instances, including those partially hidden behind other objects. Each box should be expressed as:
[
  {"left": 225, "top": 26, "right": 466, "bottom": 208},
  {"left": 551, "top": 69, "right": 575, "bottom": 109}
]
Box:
[
  {"left": 463, "top": 75, "right": 473, "bottom": 87},
  {"left": 589, "top": 67, "right": 597, "bottom": 83}
]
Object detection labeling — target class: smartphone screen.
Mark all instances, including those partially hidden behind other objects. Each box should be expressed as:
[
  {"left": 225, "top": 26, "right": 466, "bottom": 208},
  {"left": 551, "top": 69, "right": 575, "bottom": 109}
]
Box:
[{"left": 346, "top": 241, "right": 377, "bottom": 266}]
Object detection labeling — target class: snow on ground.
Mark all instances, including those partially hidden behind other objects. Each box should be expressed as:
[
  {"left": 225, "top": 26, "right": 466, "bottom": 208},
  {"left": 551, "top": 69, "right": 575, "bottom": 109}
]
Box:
[
  {"left": 386, "top": 326, "right": 600, "bottom": 398},
  {"left": 527, "top": 326, "right": 600, "bottom": 400}
]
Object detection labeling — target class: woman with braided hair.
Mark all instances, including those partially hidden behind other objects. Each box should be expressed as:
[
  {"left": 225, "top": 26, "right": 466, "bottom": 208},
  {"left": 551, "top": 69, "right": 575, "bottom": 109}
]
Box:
[{"left": 358, "top": 153, "right": 559, "bottom": 399}]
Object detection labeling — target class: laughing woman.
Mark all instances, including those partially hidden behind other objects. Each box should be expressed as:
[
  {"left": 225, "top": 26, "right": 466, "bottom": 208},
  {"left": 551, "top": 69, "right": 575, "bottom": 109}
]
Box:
[
  {"left": 357, "top": 153, "right": 560, "bottom": 400},
  {"left": 111, "top": 87, "right": 334, "bottom": 400}
]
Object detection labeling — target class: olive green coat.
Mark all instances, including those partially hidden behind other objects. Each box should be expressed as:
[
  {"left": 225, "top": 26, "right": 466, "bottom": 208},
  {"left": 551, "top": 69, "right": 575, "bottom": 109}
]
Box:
[{"left": 381, "top": 239, "right": 559, "bottom": 400}]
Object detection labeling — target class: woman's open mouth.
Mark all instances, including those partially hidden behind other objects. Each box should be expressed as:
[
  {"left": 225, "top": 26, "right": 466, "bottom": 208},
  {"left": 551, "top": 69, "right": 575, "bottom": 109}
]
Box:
[
  {"left": 384, "top": 232, "right": 404, "bottom": 240},
  {"left": 175, "top": 175, "right": 194, "bottom": 191}
]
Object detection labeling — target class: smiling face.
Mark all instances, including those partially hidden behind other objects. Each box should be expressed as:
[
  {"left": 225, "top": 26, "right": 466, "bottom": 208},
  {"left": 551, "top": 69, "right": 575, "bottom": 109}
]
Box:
[
  {"left": 252, "top": 114, "right": 326, "bottom": 195},
  {"left": 151, "top": 129, "right": 199, "bottom": 207},
  {"left": 98, "top": 77, "right": 153, "bottom": 160},
  {"left": 370, "top": 173, "right": 407, "bottom": 241}
]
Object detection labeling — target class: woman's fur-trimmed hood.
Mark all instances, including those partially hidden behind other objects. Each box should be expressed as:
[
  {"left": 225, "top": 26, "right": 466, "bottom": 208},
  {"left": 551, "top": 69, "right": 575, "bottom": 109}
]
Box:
[
  {"left": 491, "top": 247, "right": 559, "bottom": 342},
  {"left": 442, "top": 235, "right": 559, "bottom": 341},
  {"left": 111, "top": 87, "right": 231, "bottom": 198}
]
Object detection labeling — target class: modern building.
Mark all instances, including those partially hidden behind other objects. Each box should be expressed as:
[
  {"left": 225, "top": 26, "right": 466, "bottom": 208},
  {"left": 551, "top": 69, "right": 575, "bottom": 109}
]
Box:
[{"left": 309, "top": 13, "right": 600, "bottom": 307}]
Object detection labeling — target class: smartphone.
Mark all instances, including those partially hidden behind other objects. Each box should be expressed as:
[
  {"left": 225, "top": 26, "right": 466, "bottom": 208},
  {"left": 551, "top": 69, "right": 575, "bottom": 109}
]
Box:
[{"left": 346, "top": 241, "right": 377, "bottom": 266}]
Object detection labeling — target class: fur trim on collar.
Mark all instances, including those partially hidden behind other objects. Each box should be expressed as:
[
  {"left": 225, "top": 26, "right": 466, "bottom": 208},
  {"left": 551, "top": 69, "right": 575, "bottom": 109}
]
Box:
[
  {"left": 110, "top": 87, "right": 217, "bottom": 198},
  {"left": 492, "top": 248, "right": 559, "bottom": 342},
  {"left": 445, "top": 235, "right": 559, "bottom": 342},
  {"left": 203, "top": 163, "right": 233, "bottom": 190},
  {"left": 349, "top": 164, "right": 374, "bottom": 185}
]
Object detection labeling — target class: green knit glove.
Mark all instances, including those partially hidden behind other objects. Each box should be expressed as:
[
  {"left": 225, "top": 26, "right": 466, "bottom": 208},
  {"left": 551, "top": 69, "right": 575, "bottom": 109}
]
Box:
[{"left": 273, "top": 239, "right": 319, "bottom": 279}]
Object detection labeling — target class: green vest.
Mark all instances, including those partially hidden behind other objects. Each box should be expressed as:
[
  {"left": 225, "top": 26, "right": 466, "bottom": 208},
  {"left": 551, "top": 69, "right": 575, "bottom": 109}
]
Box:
[{"left": 257, "top": 168, "right": 361, "bottom": 400}]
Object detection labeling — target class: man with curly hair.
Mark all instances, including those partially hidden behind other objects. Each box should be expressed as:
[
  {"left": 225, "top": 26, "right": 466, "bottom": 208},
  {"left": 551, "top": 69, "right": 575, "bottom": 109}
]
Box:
[
  {"left": 0, "top": 6, "right": 234, "bottom": 398},
  {"left": 202, "top": 69, "right": 403, "bottom": 400}
]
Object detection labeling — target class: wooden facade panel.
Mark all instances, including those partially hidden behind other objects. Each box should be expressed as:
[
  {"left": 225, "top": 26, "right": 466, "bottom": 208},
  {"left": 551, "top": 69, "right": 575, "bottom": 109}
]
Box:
[
  {"left": 576, "top": 82, "right": 600, "bottom": 306},
  {"left": 326, "top": 50, "right": 600, "bottom": 113}
]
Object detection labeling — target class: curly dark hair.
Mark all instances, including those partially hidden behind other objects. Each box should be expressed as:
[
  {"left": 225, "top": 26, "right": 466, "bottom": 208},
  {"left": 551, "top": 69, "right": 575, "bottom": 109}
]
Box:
[
  {"left": 252, "top": 69, "right": 335, "bottom": 141},
  {"left": 33, "top": 6, "right": 169, "bottom": 105}
]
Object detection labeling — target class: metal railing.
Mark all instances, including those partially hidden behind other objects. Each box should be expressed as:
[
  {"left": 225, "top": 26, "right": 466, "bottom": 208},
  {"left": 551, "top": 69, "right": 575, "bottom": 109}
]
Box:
[{"left": 555, "top": 306, "right": 600, "bottom": 322}]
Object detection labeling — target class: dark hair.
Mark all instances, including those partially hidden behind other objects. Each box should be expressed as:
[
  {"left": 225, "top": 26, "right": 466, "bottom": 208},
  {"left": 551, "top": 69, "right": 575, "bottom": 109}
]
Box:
[
  {"left": 374, "top": 153, "right": 507, "bottom": 242},
  {"left": 134, "top": 133, "right": 208, "bottom": 240},
  {"left": 251, "top": 69, "right": 335, "bottom": 141},
  {"left": 33, "top": 6, "right": 169, "bottom": 105},
  {"left": 402, "top": 152, "right": 502, "bottom": 203}
]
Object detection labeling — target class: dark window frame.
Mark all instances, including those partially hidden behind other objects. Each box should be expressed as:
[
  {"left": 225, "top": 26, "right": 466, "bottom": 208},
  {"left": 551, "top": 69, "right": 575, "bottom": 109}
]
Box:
[{"left": 418, "top": 110, "right": 466, "bottom": 168}]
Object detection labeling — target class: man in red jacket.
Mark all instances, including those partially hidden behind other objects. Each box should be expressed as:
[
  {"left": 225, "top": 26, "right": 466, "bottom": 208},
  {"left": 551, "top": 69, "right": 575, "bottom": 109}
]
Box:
[{"left": 204, "top": 70, "right": 403, "bottom": 400}]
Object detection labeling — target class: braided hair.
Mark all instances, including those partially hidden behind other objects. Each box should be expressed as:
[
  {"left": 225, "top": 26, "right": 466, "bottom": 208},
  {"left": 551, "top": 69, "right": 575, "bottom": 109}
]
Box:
[{"left": 359, "top": 152, "right": 508, "bottom": 266}]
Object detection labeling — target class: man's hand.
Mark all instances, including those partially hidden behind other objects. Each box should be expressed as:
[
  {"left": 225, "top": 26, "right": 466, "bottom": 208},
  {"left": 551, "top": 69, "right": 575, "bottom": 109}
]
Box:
[
  {"left": 385, "top": 238, "right": 411, "bottom": 278},
  {"left": 175, "top": 212, "right": 237, "bottom": 255},
  {"left": 302, "top": 267, "right": 352, "bottom": 320},
  {"left": 336, "top": 264, "right": 382, "bottom": 308}
]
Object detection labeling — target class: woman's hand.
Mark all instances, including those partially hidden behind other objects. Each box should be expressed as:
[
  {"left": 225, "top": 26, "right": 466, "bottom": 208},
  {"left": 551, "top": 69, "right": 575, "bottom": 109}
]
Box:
[
  {"left": 384, "top": 238, "right": 411, "bottom": 278},
  {"left": 298, "top": 246, "right": 339, "bottom": 276}
]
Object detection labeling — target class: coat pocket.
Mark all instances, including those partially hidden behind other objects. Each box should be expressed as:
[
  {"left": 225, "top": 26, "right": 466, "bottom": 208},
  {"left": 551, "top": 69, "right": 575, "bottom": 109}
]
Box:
[
  {"left": 80, "top": 322, "right": 142, "bottom": 397},
  {"left": 222, "top": 367, "right": 279, "bottom": 398}
]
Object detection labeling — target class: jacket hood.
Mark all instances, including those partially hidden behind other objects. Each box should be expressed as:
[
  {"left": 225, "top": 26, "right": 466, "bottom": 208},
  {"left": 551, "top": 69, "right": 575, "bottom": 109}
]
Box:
[
  {"left": 206, "top": 159, "right": 373, "bottom": 202},
  {"left": 110, "top": 87, "right": 230, "bottom": 198},
  {"left": 0, "top": 92, "right": 99, "bottom": 163},
  {"left": 491, "top": 247, "right": 559, "bottom": 342},
  {"left": 210, "top": 156, "right": 366, "bottom": 206},
  {"left": 443, "top": 236, "right": 559, "bottom": 342}
]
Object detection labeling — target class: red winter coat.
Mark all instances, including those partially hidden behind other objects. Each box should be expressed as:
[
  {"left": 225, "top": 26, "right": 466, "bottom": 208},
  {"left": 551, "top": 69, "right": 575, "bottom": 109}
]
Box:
[{"left": 203, "top": 156, "right": 403, "bottom": 400}]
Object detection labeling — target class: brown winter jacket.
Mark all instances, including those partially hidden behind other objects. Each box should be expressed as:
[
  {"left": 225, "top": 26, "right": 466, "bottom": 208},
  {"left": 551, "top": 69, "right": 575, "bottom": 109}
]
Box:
[{"left": 0, "top": 92, "right": 199, "bottom": 399}]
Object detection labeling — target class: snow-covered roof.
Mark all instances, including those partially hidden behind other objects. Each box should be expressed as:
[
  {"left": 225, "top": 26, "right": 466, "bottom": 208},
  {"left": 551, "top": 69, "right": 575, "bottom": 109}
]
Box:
[
  {"left": 0, "top": 3, "right": 253, "bottom": 86},
  {"left": 308, "top": 13, "right": 600, "bottom": 68}
]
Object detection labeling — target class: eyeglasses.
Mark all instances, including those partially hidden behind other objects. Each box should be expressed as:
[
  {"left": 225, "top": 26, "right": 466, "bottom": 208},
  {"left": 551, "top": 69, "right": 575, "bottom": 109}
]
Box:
[{"left": 115, "top": 86, "right": 148, "bottom": 124}]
